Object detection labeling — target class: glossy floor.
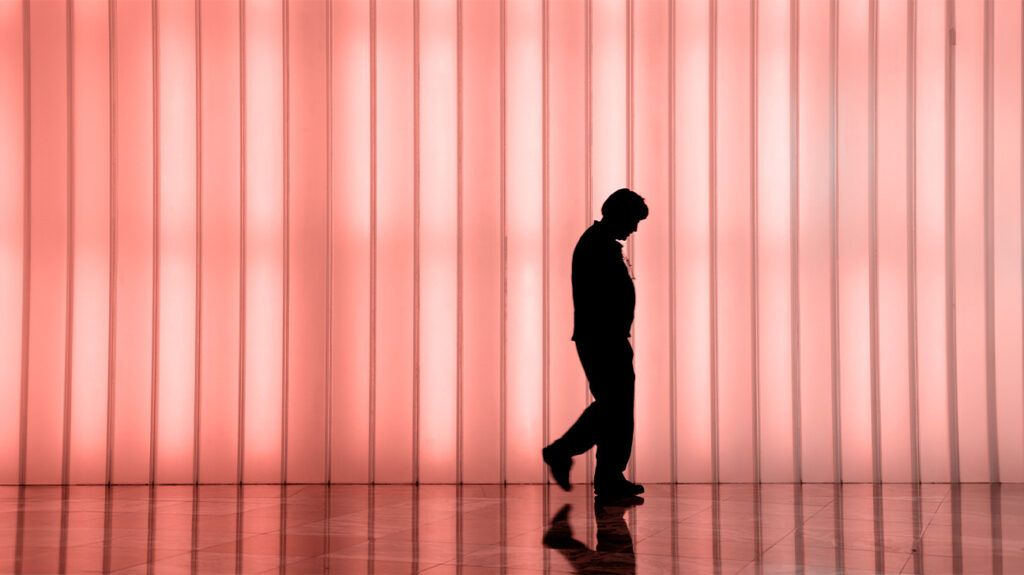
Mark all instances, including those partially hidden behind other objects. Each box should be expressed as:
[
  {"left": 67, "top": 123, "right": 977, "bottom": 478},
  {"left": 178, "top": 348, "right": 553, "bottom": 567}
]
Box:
[{"left": 1, "top": 483, "right": 1022, "bottom": 574}]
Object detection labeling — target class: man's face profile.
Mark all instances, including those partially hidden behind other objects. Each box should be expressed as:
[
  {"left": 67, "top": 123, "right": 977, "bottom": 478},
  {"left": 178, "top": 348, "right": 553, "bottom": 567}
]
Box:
[{"left": 606, "top": 215, "right": 642, "bottom": 241}]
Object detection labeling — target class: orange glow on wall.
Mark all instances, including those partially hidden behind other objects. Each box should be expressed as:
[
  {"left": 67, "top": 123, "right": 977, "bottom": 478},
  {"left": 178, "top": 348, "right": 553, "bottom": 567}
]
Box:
[{"left": 1, "top": 0, "right": 1022, "bottom": 484}]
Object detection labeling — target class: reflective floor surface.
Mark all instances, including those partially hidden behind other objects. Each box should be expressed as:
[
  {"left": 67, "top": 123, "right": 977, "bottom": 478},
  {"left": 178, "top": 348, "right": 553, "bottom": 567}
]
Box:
[{"left": 1, "top": 483, "right": 1022, "bottom": 574}]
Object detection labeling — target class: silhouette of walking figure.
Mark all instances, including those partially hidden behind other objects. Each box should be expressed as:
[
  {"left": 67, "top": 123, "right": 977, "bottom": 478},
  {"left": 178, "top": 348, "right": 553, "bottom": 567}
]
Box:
[{"left": 543, "top": 188, "right": 648, "bottom": 498}]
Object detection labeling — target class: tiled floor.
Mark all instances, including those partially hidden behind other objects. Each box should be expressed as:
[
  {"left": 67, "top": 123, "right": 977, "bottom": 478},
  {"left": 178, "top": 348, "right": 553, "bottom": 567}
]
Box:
[{"left": 1, "top": 483, "right": 1021, "bottom": 574}]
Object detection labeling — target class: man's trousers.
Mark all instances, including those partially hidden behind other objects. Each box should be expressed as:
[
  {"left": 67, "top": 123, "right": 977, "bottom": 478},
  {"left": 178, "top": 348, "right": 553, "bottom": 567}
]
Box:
[{"left": 549, "top": 337, "right": 635, "bottom": 484}]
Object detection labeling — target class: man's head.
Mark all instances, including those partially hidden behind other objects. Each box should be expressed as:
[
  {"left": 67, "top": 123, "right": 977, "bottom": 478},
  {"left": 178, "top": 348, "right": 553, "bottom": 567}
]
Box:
[{"left": 600, "top": 188, "right": 649, "bottom": 241}]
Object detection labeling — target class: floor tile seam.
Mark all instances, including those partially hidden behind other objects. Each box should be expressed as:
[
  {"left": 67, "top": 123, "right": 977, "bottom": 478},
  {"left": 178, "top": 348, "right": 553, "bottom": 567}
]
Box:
[
  {"left": 106, "top": 547, "right": 194, "bottom": 573},
  {"left": 753, "top": 523, "right": 799, "bottom": 560},
  {"left": 799, "top": 495, "right": 838, "bottom": 525},
  {"left": 915, "top": 493, "right": 948, "bottom": 550},
  {"left": 780, "top": 537, "right": 918, "bottom": 556}
]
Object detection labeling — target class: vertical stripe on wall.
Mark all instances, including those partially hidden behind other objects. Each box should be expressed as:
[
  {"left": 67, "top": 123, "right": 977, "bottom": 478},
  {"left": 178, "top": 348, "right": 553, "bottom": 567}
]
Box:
[
  {"left": 868, "top": 0, "right": 882, "bottom": 484},
  {"left": 750, "top": 0, "right": 761, "bottom": 485},
  {"left": 789, "top": 0, "right": 802, "bottom": 483},
  {"left": 499, "top": 0, "right": 507, "bottom": 485},
  {"left": 326, "top": 0, "right": 334, "bottom": 485},
  {"left": 828, "top": 0, "right": 842, "bottom": 483},
  {"left": 455, "top": 0, "right": 463, "bottom": 485},
  {"left": 193, "top": 0, "right": 203, "bottom": 486},
  {"left": 236, "top": 0, "right": 246, "bottom": 485},
  {"left": 667, "top": 0, "right": 677, "bottom": 484},
  {"left": 61, "top": 0, "right": 75, "bottom": 487},
  {"left": 945, "top": 0, "right": 961, "bottom": 483},
  {"left": 2, "top": 0, "right": 1024, "bottom": 485},
  {"left": 105, "top": 0, "right": 117, "bottom": 486},
  {"left": 907, "top": 0, "right": 921, "bottom": 485},
  {"left": 148, "top": 0, "right": 159, "bottom": 486},
  {"left": 280, "top": 0, "right": 289, "bottom": 485},
  {"left": 709, "top": 0, "right": 719, "bottom": 484}
]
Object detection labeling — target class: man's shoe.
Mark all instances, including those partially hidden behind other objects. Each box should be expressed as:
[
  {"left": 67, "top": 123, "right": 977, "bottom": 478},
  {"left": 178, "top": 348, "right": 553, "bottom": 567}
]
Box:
[
  {"left": 594, "top": 477, "right": 644, "bottom": 498},
  {"left": 542, "top": 446, "right": 573, "bottom": 491}
]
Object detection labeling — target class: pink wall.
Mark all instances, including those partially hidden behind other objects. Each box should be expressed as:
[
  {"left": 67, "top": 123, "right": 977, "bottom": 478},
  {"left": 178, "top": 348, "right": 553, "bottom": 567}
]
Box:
[{"left": 1, "top": 0, "right": 1022, "bottom": 484}]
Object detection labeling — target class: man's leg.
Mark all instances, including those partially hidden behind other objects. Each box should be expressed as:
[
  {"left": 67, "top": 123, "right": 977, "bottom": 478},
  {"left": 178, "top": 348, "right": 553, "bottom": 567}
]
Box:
[
  {"left": 590, "top": 340, "right": 642, "bottom": 496},
  {"left": 548, "top": 401, "right": 601, "bottom": 457},
  {"left": 593, "top": 381, "right": 633, "bottom": 482},
  {"left": 543, "top": 339, "right": 612, "bottom": 491},
  {"left": 544, "top": 397, "right": 601, "bottom": 491}
]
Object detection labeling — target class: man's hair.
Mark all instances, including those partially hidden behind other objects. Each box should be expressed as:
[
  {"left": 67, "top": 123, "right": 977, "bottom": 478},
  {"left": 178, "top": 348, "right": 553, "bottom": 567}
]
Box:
[{"left": 601, "top": 188, "right": 649, "bottom": 221}]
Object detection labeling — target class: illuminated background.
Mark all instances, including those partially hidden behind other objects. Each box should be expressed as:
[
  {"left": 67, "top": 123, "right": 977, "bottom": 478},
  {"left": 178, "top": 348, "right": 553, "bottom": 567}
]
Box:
[{"left": 1, "top": 0, "right": 1022, "bottom": 485}]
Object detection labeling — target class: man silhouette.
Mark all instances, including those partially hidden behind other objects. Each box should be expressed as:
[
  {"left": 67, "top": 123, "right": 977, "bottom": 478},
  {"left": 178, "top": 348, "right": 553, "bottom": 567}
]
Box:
[{"left": 542, "top": 188, "right": 648, "bottom": 498}]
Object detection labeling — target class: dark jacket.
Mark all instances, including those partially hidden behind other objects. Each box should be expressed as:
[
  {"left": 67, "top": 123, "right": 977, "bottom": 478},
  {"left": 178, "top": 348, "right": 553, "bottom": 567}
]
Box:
[{"left": 571, "top": 220, "right": 635, "bottom": 341}]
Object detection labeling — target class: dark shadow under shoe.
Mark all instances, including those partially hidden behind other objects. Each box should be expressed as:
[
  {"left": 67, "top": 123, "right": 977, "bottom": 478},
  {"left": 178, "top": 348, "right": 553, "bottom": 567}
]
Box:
[{"left": 542, "top": 445, "right": 573, "bottom": 491}]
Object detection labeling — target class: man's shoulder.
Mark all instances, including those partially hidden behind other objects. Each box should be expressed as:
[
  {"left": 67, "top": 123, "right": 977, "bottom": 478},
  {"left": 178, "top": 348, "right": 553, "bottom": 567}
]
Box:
[
  {"left": 574, "top": 234, "right": 622, "bottom": 272},
  {"left": 576, "top": 224, "right": 617, "bottom": 250}
]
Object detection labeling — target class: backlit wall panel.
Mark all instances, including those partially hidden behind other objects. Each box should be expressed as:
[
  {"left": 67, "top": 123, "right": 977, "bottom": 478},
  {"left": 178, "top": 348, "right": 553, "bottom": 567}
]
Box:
[
  {"left": 242, "top": 0, "right": 284, "bottom": 484},
  {"left": 797, "top": 0, "right": 837, "bottom": 483},
  {"left": 916, "top": 0, "right": 954, "bottom": 483},
  {"left": 417, "top": 0, "right": 458, "bottom": 484},
  {"left": 197, "top": 0, "right": 242, "bottom": 485},
  {"left": 69, "top": 0, "right": 112, "bottom": 485},
  {"left": 2, "top": 0, "right": 1023, "bottom": 485},
  {"left": 877, "top": 0, "right": 913, "bottom": 483},
  {"left": 673, "top": 0, "right": 713, "bottom": 484},
  {"left": 25, "top": 0, "right": 70, "bottom": 485},
  {"left": 505, "top": 0, "right": 543, "bottom": 485},
  {"left": 110, "top": 0, "right": 155, "bottom": 484},
  {"left": 0, "top": 0, "right": 25, "bottom": 486},
  {"left": 994, "top": 0, "right": 1024, "bottom": 482},
  {"left": 756, "top": 0, "right": 794, "bottom": 483},
  {"left": 330, "top": 0, "right": 371, "bottom": 484}
]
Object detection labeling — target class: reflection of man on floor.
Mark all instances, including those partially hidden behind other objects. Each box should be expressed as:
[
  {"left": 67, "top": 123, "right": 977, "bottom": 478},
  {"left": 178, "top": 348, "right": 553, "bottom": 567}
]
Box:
[
  {"left": 542, "top": 188, "right": 648, "bottom": 498},
  {"left": 542, "top": 498, "right": 642, "bottom": 575}
]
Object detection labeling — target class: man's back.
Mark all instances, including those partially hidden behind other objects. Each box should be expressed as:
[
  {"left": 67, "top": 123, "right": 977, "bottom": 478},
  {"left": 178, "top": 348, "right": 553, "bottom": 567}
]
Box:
[{"left": 571, "top": 220, "right": 635, "bottom": 342}]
